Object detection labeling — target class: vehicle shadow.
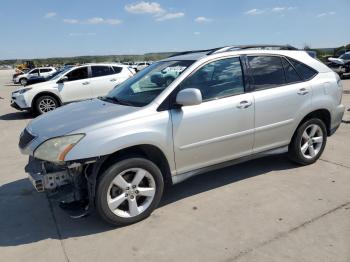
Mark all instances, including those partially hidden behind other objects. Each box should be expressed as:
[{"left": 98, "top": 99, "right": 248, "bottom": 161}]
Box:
[
  {"left": 0, "top": 111, "right": 34, "bottom": 120},
  {"left": 0, "top": 154, "right": 298, "bottom": 247},
  {"left": 3, "top": 83, "right": 19, "bottom": 87}
]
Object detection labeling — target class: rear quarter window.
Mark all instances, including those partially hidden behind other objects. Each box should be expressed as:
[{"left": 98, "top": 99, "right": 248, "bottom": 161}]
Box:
[
  {"left": 288, "top": 58, "right": 318, "bottom": 81},
  {"left": 112, "top": 66, "right": 123, "bottom": 74}
]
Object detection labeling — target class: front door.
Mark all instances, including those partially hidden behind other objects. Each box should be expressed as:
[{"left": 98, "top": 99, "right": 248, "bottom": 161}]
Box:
[
  {"left": 171, "top": 57, "right": 255, "bottom": 174},
  {"left": 58, "top": 66, "right": 92, "bottom": 103}
]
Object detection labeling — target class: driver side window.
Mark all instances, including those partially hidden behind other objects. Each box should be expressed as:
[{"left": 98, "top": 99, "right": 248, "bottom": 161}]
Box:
[
  {"left": 30, "top": 69, "right": 39, "bottom": 74},
  {"left": 65, "top": 67, "right": 89, "bottom": 82},
  {"left": 179, "top": 57, "right": 244, "bottom": 101}
]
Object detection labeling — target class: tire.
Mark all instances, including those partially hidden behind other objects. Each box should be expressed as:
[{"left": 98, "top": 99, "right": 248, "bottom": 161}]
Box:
[
  {"left": 288, "top": 118, "right": 327, "bottom": 165},
  {"left": 96, "top": 158, "right": 164, "bottom": 226},
  {"left": 34, "top": 95, "right": 59, "bottom": 115},
  {"left": 20, "top": 78, "right": 27, "bottom": 86}
]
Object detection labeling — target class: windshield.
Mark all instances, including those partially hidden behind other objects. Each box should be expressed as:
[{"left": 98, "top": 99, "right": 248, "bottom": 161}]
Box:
[
  {"left": 339, "top": 53, "right": 350, "bottom": 59},
  {"left": 104, "top": 60, "right": 194, "bottom": 107},
  {"left": 50, "top": 67, "right": 74, "bottom": 81}
]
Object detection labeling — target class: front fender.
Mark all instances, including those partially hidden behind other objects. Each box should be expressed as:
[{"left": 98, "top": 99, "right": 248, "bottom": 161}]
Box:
[{"left": 64, "top": 110, "right": 176, "bottom": 174}]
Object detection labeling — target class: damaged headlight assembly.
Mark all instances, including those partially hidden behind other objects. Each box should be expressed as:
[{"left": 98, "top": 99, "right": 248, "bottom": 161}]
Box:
[{"left": 34, "top": 134, "right": 85, "bottom": 163}]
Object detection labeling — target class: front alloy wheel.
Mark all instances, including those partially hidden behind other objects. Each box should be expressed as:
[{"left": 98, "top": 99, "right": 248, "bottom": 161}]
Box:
[
  {"left": 107, "top": 168, "right": 156, "bottom": 218},
  {"left": 96, "top": 158, "right": 164, "bottom": 226},
  {"left": 35, "top": 95, "right": 58, "bottom": 114},
  {"left": 20, "top": 78, "right": 27, "bottom": 86}
]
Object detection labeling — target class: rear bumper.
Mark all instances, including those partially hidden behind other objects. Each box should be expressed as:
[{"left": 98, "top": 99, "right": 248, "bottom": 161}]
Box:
[{"left": 330, "top": 104, "right": 345, "bottom": 135}]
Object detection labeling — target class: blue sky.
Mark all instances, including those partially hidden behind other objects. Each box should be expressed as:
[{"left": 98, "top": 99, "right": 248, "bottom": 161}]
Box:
[{"left": 0, "top": 0, "right": 349, "bottom": 59}]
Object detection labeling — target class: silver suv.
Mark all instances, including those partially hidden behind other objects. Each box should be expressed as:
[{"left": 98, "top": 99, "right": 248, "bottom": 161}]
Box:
[{"left": 20, "top": 46, "right": 345, "bottom": 225}]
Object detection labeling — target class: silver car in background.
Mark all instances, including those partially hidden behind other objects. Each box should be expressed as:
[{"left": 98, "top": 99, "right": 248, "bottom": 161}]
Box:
[{"left": 19, "top": 45, "right": 345, "bottom": 225}]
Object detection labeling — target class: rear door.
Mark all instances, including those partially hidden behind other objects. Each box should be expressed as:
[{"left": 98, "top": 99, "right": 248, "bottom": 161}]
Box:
[
  {"left": 248, "top": 55, "right": 313, "bottom": 153},
  {"left": 171, "top": 56, "right": 255, "bottom": 174},
  {"left": 57, "top": 66, "right": 92, "bottom": 102},
  {"left": 90, "top": 65, "right": 118, "bottom": 97}
]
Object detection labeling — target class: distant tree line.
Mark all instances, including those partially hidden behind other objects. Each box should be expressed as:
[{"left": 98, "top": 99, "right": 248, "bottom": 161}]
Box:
[
  {"left": 0, "top": 52, "right": 176, "bottom": 67},
  {"left": 1, "top": 44, "right": 349, "bottom": 67}
]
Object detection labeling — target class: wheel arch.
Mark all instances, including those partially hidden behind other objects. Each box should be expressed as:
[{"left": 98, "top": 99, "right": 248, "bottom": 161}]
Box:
[
  {"left": 31, "top": 91, "right": 62, "bottom": 108},
  {"left": 296, "top": 109, "right": 331, "bottom": 136},
  {"left": 98, "top": 144, "right": 173, "bottom": 187}
]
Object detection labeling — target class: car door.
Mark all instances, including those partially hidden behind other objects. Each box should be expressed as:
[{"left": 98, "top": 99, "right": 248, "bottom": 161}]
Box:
[
  {"left": 247, "top": 55, "right": 313, "bottom": 153},
  {"left": 171, "top": 56, "right": 255, "bottom": 174},
  {"left": 57, "top": 66, "right": 92, "bottom": 103},
  {"left": 90, "top": 65, "right": 118, "bottom": 97},
  {"left": 28, "top": 69, "right": 39, "bottom": 77}
]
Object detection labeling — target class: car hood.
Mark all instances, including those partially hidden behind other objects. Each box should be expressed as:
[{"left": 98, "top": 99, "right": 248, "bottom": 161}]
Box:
[
  {"left": 13, "top": 81, "right": 52, "bottom": 93},
  {"left": 26, "top": 98, "right": 142, "bottom": 140},
  {"left": 328, "top": 57, "right": 344, "bottom": 65}
]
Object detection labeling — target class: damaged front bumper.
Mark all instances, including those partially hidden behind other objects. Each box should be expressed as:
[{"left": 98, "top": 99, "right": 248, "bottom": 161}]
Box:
[
  {"left": 25, "top": 157, "right": 73, "bottom": 192},
  {"left": 24, "top": 156, "right": 107, "bottom": 217}
]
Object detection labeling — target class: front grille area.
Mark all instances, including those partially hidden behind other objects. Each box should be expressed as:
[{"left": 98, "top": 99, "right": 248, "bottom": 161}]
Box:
[{"left": 19, "top": 129, "right": 35, "bottom": 149}]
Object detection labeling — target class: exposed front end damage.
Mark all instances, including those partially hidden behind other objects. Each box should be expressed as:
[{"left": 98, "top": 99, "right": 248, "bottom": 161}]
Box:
[{"left": 24, "top": 156, "right": 106, "bottom": 217}]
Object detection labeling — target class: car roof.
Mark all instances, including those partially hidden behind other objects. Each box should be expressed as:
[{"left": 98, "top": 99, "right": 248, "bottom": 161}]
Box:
[
  {"left": 32, "top": 67, "right": 55, "bottom": 69},
  {"left": 163, "top": 47, "right": 331, "bottom": 73},
  {"left": 82, "top": 63, "right": 130, "bottom": 67}
]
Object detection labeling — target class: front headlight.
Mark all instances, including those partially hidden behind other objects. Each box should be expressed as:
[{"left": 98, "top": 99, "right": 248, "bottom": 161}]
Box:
[
  {"left": 13, "top": 88, "right": 32, "bottom": 95},
  {"left": 34, "top": 134, "right": 85, "bottom": 163}
]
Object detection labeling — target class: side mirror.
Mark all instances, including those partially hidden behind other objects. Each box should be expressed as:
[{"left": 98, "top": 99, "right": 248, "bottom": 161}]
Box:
[
  {"left": 58, "top": 76, "right": 68, "bottom": 83},
  {"left": 176, "top": 88, "right": 202, "bottom": 107}
]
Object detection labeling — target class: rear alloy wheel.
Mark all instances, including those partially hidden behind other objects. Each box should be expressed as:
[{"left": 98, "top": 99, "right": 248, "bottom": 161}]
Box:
[
  {"left": 288, "top": 118, "right": 327, "bottom": 165},
  {"left": 96, "top": 158, "right": 164, "bottom": 226},
  {"left": 300, "top": 124, "right": 324, "bottom": 159},
  {"left": 35, "top": 95, "right": 59, "bottom": 114}
]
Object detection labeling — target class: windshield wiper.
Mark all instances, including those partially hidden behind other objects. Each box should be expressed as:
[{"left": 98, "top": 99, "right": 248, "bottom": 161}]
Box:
[{"left": 99, "top": 96, "right": 134, "bottom": 106}]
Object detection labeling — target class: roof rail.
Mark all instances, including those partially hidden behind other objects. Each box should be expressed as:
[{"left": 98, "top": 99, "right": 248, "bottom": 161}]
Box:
[
  {"left": 168, "top": 45, "right": 299, "bottom": 58},
  {"left": 211, "top": 44, "right": 298, "bottom": 54},
  {"left": 168, "top": 47, "right": 224, "bottom": 58}
]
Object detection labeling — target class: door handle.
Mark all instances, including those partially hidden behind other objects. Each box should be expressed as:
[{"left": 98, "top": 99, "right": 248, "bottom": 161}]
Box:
[
  {"left": 297, "top": 88, "right": 309, "bottom": 95},
  {"left": 110, "top": 79, "right": 117, "bottom": 82},
  {"left": 82, "top": 81, "right": 90, "bottom": 85},
  {"left": 237, "top": 100, "right": 252, "bottom": 109}
]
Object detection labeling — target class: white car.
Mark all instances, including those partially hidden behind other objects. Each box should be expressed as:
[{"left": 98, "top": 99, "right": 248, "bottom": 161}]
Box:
[
  {"left": 132, "top": 62, "right": 150, "bottom": 72},
  {"left": 14, "top": 67, "right": 56, "bottom": 85},
  {"left": 11, "top": 63, "right": 134, "bottom": 114}
]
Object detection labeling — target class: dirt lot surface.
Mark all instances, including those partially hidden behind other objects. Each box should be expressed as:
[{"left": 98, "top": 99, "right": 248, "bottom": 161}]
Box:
[{"left": 1, "top": 69, "right": 349, "bottom": 262}]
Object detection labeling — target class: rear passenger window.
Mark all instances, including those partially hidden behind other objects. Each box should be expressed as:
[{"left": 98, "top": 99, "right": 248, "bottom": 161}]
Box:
[
  {"left": 281, "top": 58, "right": 301, "bottom": 84},
  {"left": 179, "top": 57, "right": 244, "bottom": 101},
  {"left": 248, "top": 56, "right": 285, "bottom": 90},
  {"left": 91, "top": 66, "right": 114, "bottom": 77},
  {"left": 288, "top": 58, "right": 317, "bottom": 80},
  {"left": 112, "top": 66, "right": 123, "bottom": 74}
]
